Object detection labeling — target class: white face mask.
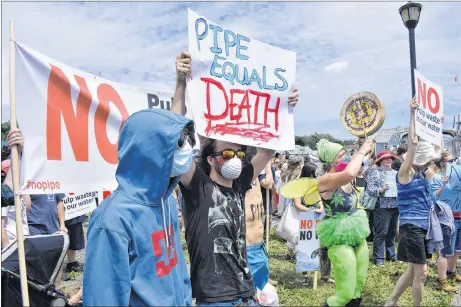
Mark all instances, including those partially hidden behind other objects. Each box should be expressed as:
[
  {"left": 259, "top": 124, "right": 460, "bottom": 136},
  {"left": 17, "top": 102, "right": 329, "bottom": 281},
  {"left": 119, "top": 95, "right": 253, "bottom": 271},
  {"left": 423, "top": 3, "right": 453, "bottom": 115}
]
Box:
[
  {"left": 171, "top": 142, "right": 193, "bottom": 178},
  {"left": 220, "top": 157, "right": 242, "bottom": 180}
]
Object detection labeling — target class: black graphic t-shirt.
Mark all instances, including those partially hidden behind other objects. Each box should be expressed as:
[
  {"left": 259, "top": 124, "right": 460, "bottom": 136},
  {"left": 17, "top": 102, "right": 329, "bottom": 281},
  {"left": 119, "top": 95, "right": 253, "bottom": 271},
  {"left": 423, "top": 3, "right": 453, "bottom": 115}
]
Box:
[{"left": 179, "top": 164, "right": 255, "bottom": 302}]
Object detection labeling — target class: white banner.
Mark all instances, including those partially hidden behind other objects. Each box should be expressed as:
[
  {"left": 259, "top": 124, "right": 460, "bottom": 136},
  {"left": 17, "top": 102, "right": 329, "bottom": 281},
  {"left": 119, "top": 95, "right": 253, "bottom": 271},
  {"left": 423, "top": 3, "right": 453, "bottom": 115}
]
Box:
[
  {"left": 15, "top": 42, "right": 196, "bottom": 194},
  {"left": 187, "top": 9, "right": 296, "bottom": 150},
  {"left": 296, "top": 211, "right": 323, "bottom": 273},
  {"left": 414, "top": 69, "right": 444, "bottom": 146},
  {"left": 63, "top": 192, "right": 97, "bottom": 220}
]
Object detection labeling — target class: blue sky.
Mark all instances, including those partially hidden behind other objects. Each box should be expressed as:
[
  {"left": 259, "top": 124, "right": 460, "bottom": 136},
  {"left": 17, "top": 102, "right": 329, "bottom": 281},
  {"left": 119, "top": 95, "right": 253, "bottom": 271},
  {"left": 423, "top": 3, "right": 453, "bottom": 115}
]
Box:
[{"left": 2, "top": 1, "right": 460, "bottom": 139}]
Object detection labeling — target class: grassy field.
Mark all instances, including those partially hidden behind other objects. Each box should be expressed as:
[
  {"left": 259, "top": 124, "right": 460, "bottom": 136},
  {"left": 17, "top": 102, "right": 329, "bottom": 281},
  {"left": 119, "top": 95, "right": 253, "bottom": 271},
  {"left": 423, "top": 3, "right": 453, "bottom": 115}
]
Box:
[
  {"left": 260, "top": 232, "right": 455, "bottom": 306},
  {"left": 62, "top": 226, "right": 457, "bottom": 306}
]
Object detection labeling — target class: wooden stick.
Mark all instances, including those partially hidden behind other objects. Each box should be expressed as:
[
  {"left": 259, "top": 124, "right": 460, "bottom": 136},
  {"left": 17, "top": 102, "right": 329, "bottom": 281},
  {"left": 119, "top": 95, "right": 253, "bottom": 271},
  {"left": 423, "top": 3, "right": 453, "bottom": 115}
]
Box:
[
  {"left": 313, "top": 271, "right": 318, "bottom": 290},
  {"left": 265, "top": 189, "right": 270, "bottom": 251},
  {"left": 9, "top": 20, "right": 30, "bottom": 307}
]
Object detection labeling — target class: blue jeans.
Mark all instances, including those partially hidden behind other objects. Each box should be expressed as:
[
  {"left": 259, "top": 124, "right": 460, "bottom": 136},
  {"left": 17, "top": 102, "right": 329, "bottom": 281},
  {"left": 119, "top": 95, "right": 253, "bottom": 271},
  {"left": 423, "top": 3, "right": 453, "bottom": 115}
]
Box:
[
  {"left": 197, "top": 298, "right": 259, "bottom": 306},
  {"left": 441, "top": 219, "right": 461, "bottom": 257},
  {"left": 373, "top": 207, "right": 399, "bottom": 262}
]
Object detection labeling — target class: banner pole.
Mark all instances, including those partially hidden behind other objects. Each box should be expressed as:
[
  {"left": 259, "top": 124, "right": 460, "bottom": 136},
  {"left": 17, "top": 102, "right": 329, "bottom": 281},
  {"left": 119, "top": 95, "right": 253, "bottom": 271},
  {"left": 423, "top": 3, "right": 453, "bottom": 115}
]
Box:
[
  {"left": 265, "top": 189, "right": 270, "bottom": 251},
  {"left": 9, "top": 20, "right": 30, "bottom": 307},
  {"left": 313, "top": 271, "right": 318, "bottom": 290}
]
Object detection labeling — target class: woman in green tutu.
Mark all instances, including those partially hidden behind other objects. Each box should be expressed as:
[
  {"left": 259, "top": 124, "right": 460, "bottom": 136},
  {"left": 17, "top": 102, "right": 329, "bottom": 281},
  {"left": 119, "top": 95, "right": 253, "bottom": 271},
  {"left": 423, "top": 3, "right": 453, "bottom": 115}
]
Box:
[{"left": 316, "top": 138, "right": 373, "bottom": 307}]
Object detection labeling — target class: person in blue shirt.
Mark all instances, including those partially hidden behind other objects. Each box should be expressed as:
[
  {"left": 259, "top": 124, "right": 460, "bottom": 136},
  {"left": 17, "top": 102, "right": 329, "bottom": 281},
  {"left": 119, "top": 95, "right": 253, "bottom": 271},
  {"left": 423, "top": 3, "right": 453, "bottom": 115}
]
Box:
[{"left": 82, "top": 106, "right": 194, "bottom": 306}]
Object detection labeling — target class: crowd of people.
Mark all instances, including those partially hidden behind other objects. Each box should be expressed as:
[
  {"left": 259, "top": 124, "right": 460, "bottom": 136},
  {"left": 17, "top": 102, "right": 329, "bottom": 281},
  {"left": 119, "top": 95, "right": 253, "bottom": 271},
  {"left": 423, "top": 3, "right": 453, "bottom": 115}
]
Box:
[{"left": 1, "top": 50, "right": 460, "bottom": 307}]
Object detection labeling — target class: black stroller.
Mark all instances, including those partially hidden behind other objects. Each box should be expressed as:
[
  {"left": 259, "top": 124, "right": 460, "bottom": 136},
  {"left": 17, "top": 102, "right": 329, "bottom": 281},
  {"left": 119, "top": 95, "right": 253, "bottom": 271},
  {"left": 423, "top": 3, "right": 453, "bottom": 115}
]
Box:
[{"left": 1, "top": 232, "right": 78, "bottom": 307}]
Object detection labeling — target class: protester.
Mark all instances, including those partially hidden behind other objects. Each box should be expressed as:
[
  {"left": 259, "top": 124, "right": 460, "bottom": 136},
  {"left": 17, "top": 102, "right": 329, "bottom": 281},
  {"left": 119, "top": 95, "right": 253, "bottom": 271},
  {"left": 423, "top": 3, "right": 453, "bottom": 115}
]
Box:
[
  {"left": 244, "top": 148, "right": 278, "bottom": 301},
  {"left": 280, "top": 155, "right": 304, "bottom": 260},
  {"left": 1, "top": 129, "right": 31, "bottom": 250},
  {"left": 260, "top": 162, "right": 275, "bottom": 238},
  {"left": 173, "top": 51, "right": 299, "bottom": 306},
  {"left": 385, "top": 98, "right": 438, "bottom": 307},
  {"left": 82, "top": 107, "right": 194, "bottom": 306},
  {"left": 367, "top": 151, "right": 399, "bottom": 267},
  {"left": 68, "top": 288, "right": 82, "bottom": 306},
  {"left": 431, "top": 151, "right": 461, "bottom": 291},
  {"left": 396, "top": 145, "right": 407, "bottom": 162},
  {"left": 316, "top": 138, "right": 373, "bottom": 307},
  {"left": 63, "top": 215, "right": 86, "bottom": 275}
]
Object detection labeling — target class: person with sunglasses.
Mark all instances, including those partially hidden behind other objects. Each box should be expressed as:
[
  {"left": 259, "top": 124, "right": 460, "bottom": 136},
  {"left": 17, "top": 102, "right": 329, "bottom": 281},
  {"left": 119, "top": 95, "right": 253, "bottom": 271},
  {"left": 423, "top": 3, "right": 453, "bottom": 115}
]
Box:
[
  {"left": 431, "top": 151, "right": 461, "bottom": 291},
  {"left": 172, "top": 51, "right": 299, "bottom": 306}
]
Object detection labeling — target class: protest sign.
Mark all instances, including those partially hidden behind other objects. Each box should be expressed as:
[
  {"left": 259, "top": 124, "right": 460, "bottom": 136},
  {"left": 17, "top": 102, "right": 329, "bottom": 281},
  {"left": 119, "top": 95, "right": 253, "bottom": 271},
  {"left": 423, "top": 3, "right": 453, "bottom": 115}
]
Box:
[
  {"left": 439, "top": 164, "right": 461, "bottom": 212},
  {"left": 384, "top": 170, "right": 398, "bottom": 198},
  {"left": 296, "top": 211, "right": 323, "bottom": 273},
  {"left": 63, "top": 192, "right": 97, "bottom": 220},
  {"left": 187, "top": 9, "right": 297, "bottom": 150},
  {"left": 414, "top": 70, "right": 444, "bottom": 146},
  {"left": 14, "top": 42, "right": 196, "bottom": 194}
]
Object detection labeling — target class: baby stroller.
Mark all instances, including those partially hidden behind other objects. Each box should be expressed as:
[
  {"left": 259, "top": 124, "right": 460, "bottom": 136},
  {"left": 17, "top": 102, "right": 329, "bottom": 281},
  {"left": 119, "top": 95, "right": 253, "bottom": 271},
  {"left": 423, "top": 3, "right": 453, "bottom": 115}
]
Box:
[{"left": 1, "top": 232, "right": 77, "bottom": 307}]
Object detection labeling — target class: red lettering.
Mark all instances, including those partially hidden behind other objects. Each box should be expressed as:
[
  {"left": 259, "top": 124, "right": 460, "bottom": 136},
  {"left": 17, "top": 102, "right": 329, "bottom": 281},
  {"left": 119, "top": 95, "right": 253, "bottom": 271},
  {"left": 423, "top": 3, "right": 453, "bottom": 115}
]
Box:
[
  {"left": 417, "top": 78, "right": 440, "bottom": 114},
  {"left": 300, "top": 220, "right": 307, "bottom": 229},
  {"left": 202, "top": 77, "right": 229, "bottom": 121},
  {"left": 47, "top": 65, "right": 92, "bottom": 161},
  {"left": 417, "top": 78, "right": 427, "bottom": 109},
  {"left": 95, "top": 84, "right": 129, "bottom": 164},
  {"left": 200, "top": 77, "right": 281, "bottom": 142},
  {"left": 307, "top": 220, "right": 313, "bottom": 229},
  {"left": 150, "top": 225, "right": 178, "bottom": 278},
  {"left": 427, "top": 87, "right": 440, "bottom": 114}
]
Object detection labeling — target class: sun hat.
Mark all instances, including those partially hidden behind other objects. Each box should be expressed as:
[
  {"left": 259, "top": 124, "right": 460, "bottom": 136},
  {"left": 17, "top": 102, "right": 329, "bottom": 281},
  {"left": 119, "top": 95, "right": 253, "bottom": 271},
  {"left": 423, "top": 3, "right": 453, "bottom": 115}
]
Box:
[
  {"left": 375, "top": 152, "right": 396, "bottom": 165},
  {"left": 413, "top": 141, "right": 442, "bottom": 167}
]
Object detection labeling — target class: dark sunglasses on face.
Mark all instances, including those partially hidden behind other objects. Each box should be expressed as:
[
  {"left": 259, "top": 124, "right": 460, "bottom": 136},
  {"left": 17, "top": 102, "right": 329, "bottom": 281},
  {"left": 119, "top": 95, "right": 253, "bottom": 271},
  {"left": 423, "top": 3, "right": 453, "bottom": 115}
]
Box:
[{"left": 213, "top": 149, "right": 246, "bottom": 161}]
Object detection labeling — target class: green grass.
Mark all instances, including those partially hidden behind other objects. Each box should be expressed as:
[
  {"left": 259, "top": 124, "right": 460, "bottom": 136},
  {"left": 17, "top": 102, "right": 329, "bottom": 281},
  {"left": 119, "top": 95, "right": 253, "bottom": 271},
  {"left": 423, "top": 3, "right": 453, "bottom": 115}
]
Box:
[{"left": 181, "top": 232, "right": 456, "bottom": 306}]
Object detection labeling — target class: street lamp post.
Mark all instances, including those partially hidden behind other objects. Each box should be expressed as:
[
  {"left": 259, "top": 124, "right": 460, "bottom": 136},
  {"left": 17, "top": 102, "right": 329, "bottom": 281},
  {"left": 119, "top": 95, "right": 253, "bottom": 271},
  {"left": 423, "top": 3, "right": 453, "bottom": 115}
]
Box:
[{"left": 399, "top": 2, "right": 423, "bottom": 98}]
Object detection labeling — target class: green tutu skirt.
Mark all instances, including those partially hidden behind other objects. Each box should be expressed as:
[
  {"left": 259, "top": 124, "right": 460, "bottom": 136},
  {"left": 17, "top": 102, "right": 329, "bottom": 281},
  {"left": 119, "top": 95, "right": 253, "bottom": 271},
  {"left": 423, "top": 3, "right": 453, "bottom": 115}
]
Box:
[{"left": 317, "top": 209, "right": 370, "bottom": 249}]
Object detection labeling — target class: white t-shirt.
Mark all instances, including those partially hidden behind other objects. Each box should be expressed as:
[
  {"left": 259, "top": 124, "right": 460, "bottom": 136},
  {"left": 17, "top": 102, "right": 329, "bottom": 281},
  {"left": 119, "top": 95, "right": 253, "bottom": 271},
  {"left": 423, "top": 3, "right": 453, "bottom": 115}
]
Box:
[{"left": 1, "top": 199, "right": 29, "bottom": 243}]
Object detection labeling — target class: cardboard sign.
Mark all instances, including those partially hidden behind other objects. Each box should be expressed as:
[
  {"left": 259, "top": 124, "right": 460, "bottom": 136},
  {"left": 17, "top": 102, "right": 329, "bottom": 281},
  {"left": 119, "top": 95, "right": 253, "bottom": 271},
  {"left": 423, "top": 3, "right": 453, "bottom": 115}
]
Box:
[
  {"left": 14, "top": 42, "right": 196, "bottom": 194},
  {"left": 63, "top": 192, "right": 97, "bottom": 220},
  {"left": 187, "top": 9, "right": 296, "bottom": 150},
  {"left": 414, "top": 69, "right": 444, "bottom": 146},
  {"left": 296, "top": 211, "right": 323, "bottom": 273}
]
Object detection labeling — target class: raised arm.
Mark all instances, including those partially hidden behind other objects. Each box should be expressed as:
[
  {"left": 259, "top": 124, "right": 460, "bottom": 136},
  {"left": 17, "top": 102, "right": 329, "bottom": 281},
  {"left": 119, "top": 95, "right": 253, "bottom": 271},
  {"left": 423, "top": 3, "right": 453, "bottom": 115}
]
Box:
[
  {"left": 318, "top": 141, "right": 373, "bottom": 193},
  {"left": 398, "top": 97, "right": 418, "bottom": 184},
  {"left": 171, "top": 51, "right": 196, "bottom": 187},
  {"left": 170, "top": 52, "right": 190, "bottom": 116}
]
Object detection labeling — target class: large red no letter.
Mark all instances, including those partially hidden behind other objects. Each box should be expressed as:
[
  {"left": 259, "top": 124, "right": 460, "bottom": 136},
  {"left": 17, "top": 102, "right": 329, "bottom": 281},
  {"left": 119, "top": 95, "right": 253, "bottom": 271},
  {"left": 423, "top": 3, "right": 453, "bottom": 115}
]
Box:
[
  {"left": 47, "top": 65, "right": 129, "bottom": 164},
  {"left": 417, "top": 78, "right": 440, "bottom": 114}
]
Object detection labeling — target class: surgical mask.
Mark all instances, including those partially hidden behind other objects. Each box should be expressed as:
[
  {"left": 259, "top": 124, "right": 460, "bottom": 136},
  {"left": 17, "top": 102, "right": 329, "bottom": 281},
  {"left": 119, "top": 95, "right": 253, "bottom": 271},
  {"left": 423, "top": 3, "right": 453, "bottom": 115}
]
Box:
[
  {"left": 171, "top": 142, "right": 193, "bottom": 177},
  {"left": 220, "top": 157, "right": 242, "bottom": 180}
]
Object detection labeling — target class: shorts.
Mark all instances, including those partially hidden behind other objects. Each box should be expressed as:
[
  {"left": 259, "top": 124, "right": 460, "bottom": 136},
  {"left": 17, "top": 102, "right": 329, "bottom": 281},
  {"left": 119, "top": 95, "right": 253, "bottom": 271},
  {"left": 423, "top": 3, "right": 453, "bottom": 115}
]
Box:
[
  {"left": 397, "top": 223, "right": 432, "bottom": 264},
  {"left": 247, "top": 241, "right": 269, "bottom": 290},
  {"left": 67, "top": 222, "right": 85, "bottom": 251},
  {"left": 441, "top": 219, "right": 461, "bottom": 257}
]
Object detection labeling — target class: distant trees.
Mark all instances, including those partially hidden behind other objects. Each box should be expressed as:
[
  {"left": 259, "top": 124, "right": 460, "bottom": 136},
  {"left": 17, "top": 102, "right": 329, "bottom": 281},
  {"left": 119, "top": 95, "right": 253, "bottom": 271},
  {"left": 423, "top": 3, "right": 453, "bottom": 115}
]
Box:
[{"left": 295, "top": 133, "right": 355, "bottom": 150}]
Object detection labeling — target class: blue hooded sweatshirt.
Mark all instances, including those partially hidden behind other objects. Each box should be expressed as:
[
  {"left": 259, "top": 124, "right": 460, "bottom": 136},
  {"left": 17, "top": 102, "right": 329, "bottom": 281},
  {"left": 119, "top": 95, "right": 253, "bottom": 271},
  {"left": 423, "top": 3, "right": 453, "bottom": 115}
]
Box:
[{"left": 83, "top": 109, "right": 192, "bottom": 306}]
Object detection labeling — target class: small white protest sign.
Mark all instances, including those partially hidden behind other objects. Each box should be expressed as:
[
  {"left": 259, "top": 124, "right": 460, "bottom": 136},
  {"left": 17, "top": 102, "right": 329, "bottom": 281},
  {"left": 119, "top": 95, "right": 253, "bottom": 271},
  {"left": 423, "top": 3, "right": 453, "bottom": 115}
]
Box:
[
  {"left": 63, "top": 192, "right": 97, "bottom": 220},
  {"left": 414, "top": 69, "right": 444, "bottom": 146}
]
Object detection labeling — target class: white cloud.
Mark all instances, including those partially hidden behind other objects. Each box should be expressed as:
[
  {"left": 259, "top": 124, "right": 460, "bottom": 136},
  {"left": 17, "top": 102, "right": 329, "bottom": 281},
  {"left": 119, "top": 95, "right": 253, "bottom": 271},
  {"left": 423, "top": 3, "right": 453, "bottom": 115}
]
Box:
[
  {"left": 324, "top": 60, "right": 349, "bottom": 72},
  {"left": 1, "top": 1, "right": 460, "bottom": 140}
]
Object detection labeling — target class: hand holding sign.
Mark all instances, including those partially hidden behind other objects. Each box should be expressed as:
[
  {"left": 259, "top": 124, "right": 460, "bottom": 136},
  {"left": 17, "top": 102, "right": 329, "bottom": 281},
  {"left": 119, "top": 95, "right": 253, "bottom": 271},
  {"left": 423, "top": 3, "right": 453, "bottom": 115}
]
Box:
[
  {"left": 288, "top": 87, "right": 299, "bottom": 107},
  {"left": 176, "top": 51, "right": 192, "bottom": 82}
]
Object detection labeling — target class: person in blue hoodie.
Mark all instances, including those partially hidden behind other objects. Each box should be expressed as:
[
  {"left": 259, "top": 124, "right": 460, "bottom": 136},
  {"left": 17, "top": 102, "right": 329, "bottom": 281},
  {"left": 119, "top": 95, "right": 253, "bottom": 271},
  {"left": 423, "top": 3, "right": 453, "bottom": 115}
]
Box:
[{"left": 82, "top": 107, "right": 194, "bottom": 306}]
